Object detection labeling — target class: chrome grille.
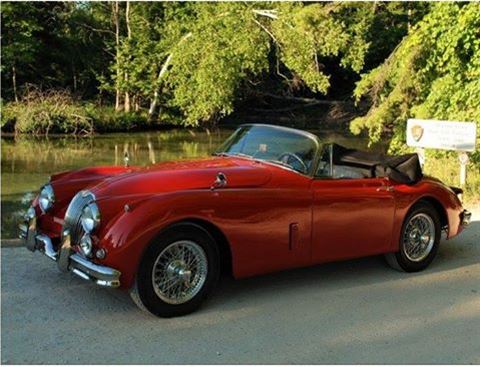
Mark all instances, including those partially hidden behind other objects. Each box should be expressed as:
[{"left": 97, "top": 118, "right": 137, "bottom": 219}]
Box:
[{"left": 62, "top": 190, "right": 95, "bottom": 245}]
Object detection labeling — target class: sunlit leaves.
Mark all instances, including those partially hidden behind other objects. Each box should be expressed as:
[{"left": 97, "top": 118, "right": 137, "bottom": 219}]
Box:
[{"left": 351, "top": 2, "right": 480, "bottom": 158}]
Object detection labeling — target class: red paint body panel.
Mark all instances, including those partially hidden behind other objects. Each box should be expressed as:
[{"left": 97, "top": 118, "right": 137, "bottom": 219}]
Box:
[
  {"left": 35, "top": 155, "right": 466, "bottom": 290},
  {"left": 311, "top": 177, "right": 396, "bottom": 262}
]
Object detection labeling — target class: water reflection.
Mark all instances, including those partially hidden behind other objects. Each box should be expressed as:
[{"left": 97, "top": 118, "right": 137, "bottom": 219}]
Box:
[
  {"left": 1, "top": 129, "right": 232, "bottom": 238},
  {"left": 1, "top": 128, "right": 373, "bottom": 238}
]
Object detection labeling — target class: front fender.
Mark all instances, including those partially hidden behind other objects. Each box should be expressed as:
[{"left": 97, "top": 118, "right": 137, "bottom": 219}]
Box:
[{"left": 96, "top": 190, "right": 224, "bottom": 289}]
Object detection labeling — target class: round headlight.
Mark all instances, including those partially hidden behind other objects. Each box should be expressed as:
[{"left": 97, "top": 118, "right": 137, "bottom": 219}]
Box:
[
  {"left": 39, "top": 184, "right": 55, "bottom": 213},
  {"left": 80, "top": 234, "right": 93, "bottom": 257},
  {"left": 81, "top": 202, "right": 100, "bottom": 233}
]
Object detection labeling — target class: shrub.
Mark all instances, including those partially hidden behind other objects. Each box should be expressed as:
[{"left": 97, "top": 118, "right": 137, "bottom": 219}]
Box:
[
  {"left": 84, "top": 104, "right": 149, "bottom": 132},
  {"left": 1, "top": 88, "right": 93, "bottom": 135},
  {"left": 0, "top": 88, "right": 153, "bottom": 135}
]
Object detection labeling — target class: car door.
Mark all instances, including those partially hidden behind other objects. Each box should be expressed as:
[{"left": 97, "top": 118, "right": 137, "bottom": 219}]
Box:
[
  {"left": 215, "top": 180, "right": 313, "bottom": 279},
  {"left": 310, "top": 176, "right": 396, "bottom": 263}
]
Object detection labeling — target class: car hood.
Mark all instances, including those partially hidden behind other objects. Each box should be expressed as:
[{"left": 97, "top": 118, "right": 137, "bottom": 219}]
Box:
[{"left": 89, "top": 156, "right": 273, "bottom": 200}]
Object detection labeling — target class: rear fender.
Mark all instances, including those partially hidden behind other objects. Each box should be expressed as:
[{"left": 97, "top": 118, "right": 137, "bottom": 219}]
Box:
[{"left": 390, "top": 180, "right": 463, "bottom": 252}]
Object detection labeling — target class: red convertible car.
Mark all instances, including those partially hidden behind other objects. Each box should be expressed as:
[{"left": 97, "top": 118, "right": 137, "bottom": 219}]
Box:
[{"left": 20, "top": 124, "right": 471, "bottom": 317}]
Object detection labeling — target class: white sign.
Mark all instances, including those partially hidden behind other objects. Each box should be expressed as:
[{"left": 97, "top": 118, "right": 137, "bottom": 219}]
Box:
[{"left": 406, "top": 119, "right": 477, "bottom": 152}]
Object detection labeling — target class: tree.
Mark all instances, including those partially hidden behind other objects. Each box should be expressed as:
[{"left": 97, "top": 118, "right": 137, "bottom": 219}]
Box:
[
  {"left": 350, "top": 2, "right": 480, "bottom": 160},
  {"left": 1, "top": 2, "right": 42, "bottom": 101},
  {"left": 2, "top": 1, "right": 440, "bottom": 129}
]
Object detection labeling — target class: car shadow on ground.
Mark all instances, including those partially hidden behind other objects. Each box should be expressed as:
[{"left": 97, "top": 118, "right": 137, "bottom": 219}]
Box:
[
  {"left": 93, "top": 219, "right": 479, "bottom": 316},
  {"left": 4, "top": 220, "right": 477, "bottom": 319},
  {"left": 204, "top": 220, "right": 480, "bottom": 312}
]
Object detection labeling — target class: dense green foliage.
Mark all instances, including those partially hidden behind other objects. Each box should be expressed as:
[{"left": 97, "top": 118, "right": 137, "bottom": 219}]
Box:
[
  {"left": 1, "top": 2, "right": 479, "bottom": 200},
  {"left": 2, "top": 1, "right": 430, "bottom": 132},
  {"left": 351, "top": 2, "right": 480, "bottom": 158},
  {"left": 2, "top": 1, "right": 478, "bottom": 166}
]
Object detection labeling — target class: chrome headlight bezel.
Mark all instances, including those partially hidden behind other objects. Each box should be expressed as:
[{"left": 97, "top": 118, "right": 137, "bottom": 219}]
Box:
[
  {"left": 80, "top": 202, "right": 101, "bottom": 234},
  {"left": 39, "top": 184, "right": 55, "bottom": 213}
]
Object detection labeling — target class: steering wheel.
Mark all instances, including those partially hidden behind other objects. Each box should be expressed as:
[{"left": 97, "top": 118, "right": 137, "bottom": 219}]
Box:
[{"left": 277, "top": 152, "right": 308, "bottom": 174}]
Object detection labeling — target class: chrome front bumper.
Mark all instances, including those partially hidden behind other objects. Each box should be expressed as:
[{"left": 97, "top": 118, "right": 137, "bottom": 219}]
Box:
[
  {"left": 19, "top": 218, "right": 121, "bottom": 288},
  {"left": 461, "top": 210, "right": 471, "bottom": 227}
]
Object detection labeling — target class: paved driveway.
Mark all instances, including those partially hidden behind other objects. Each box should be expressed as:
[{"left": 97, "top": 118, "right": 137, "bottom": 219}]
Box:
[{"left": 2, "top": 209, "right": 479, "bottom": 364}]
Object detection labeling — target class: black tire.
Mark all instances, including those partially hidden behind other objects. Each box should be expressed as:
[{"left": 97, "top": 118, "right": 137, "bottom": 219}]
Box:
[
  {"left": 130, "top": 222, "right": 220, "bottom": 317},
  {"left": 385, "top": 201, "right": 441, "bottom": 272}
]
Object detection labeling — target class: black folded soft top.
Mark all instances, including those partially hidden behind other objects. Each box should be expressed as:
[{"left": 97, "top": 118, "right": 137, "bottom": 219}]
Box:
[{"left": 330, "top": 144, "right": 423, "bottom": 185}]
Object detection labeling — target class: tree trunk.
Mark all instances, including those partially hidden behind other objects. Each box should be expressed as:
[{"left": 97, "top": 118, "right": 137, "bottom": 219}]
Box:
[
  {"left": 148, "top": 32, "right": 192, "bottom": 121},
  {"left": 12, "top": 65, "right": 18, "bottom": 102},
  {"left": 113, "top": 1, "right": 122, "bottom": 111},
  {"left": 147, "top": 53, "right": 172, "bottom": 121},
  {"left": 72, "top": 61, "right": 77, "bottom": 93},
  {"left": 124, "top": 0, "right": 131, "bottom": 112},
  {"left": 132, "top": 94, "right": 140, "bottom": 112}
]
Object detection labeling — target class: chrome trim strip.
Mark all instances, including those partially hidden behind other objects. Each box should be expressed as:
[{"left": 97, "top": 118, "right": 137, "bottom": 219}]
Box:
[
  {"left": 72, "top": 268, "right": 90, "bottom": 281},
  {"left": 70, "top": 253, "right": 121, "bottom": 287},
  {"left": 63, "top": 190, "right": 95, "bottom": 246}
]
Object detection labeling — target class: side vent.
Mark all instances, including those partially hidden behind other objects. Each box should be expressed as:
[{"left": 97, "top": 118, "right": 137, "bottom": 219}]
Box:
[{"left": 289, "top": 223, "right": 299, "bottom": 250}]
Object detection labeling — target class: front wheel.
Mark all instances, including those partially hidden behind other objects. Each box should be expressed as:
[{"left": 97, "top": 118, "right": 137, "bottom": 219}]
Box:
[
  {"left": 385, "top": 201, "right": 441, "bottom": 272},
  {"left": 130, "top": 223, "right": 220, "bottom": 317}
]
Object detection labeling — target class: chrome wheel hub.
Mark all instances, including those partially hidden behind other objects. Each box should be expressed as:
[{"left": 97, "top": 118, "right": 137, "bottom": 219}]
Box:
[
  {"left": 403, "top": 213, "right": 435, "bottom": 262},
  {"left": 166, "top": 260, "right": 192, "bottom": 285},
  {"left": 152, "top": 240, "right": 208, "bottom": 305}
]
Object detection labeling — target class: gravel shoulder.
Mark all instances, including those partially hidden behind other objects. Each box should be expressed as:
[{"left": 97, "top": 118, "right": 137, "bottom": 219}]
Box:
[{"left": 1, "top": 208, "right": 479, "bottom": 364}]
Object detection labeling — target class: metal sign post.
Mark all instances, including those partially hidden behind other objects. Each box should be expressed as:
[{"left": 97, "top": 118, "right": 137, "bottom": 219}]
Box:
[{"left": 458, "top": 152, "right": 469, "bottom": 187}]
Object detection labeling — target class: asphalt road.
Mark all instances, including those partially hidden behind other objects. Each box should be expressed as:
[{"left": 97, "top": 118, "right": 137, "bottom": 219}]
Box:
[{"left": 2, "top": 208, "right": 480, "bottom": 364}]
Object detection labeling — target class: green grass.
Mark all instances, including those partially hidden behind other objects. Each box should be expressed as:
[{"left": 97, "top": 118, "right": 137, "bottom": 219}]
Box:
[{"left": 423, "top": 155, "right": 480, "bottom": 206}]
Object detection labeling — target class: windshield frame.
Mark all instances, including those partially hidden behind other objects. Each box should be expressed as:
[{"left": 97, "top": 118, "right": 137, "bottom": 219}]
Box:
[{"left": 215, "top": 124, "right": 322, "bottom": 177}]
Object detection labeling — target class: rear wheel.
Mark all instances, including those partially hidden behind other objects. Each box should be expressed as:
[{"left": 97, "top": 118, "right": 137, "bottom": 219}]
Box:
[
  {"left": 385, "top": 201, "right": 441, "bottom": 272},
  {"left": 130, "top": 223, "right": 220, "bottom": 317}
]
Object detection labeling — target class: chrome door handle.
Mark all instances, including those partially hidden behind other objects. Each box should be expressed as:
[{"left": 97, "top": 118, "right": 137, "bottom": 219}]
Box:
[{"left": 210, "top": 172, "right": 227, "bottom": 191}]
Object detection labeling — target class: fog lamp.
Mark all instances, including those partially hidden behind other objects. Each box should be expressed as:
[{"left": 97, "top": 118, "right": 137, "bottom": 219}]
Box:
[{"left": 96, "top": 248, "right": 106, "bottom": 260}]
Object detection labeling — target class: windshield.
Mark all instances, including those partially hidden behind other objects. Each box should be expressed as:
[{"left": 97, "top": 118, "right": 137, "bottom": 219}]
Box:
[{"left": 215, "top": 125, "right": 320, "bottom": 175}]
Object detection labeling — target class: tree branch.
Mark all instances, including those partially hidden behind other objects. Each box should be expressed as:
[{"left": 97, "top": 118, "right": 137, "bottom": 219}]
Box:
[
  {"left": 148, "top": 32, "right": 193, "bottom": 118},
  {"left": 252, "top": 9, "right": 278, "bottom": 19}
]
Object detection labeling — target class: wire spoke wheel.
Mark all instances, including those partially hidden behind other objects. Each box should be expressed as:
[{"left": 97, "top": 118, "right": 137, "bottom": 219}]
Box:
[
  {"left": 402, "top": 213, "right": 435, "bottom": 262},
  {"left": 152, "top": 240, "right": 208, "bottom": 305}
]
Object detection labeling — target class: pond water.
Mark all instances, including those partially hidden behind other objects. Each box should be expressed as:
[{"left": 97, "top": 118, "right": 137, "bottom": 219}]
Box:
[{"left": 1, "top": 128, "right": 373, "bottom": 238}]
